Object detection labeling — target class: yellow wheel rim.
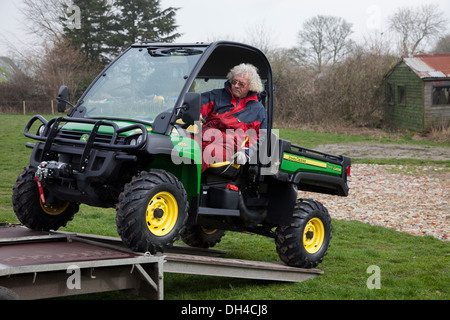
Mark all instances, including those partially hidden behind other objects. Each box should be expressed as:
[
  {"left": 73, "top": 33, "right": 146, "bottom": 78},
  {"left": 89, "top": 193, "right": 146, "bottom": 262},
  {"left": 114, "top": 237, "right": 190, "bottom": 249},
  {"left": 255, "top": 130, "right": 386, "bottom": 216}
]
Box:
[
  {"left": 40, "top": 199, "right": 70, "bottom": 216},
  {"left": 146, "top": 191, "right": 178, "bottom": 236},
  {"left": 303, "top": 217, "right": 325, "bottom": 254},
  {"left": 200, "top": 226, "right": 218, "bottom": 235}
]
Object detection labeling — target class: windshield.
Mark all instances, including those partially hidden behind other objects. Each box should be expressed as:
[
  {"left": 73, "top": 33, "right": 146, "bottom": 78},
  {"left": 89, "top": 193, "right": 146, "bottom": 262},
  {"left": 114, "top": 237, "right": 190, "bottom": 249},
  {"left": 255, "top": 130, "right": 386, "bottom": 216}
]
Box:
[{"left": 79, "top": 46, "right": 205, "bottom": 122}]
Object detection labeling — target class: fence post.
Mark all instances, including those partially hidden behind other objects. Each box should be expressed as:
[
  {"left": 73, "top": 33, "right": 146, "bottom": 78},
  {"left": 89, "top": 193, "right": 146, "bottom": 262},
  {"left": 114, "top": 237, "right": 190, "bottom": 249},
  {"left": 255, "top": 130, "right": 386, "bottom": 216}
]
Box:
[
  {"left": 23, "top": 101, "right": 26, "bottom": 115},
  {"left": 51, "top": 100, "right": 54, "bottom": 115}
]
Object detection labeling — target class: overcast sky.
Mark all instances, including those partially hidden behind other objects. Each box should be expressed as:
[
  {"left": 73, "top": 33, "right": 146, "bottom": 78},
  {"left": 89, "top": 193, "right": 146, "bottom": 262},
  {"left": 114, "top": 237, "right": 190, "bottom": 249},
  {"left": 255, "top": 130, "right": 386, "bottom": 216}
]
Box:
[{"left": 1, "top": 0, "right": 449, "bottom": 57}]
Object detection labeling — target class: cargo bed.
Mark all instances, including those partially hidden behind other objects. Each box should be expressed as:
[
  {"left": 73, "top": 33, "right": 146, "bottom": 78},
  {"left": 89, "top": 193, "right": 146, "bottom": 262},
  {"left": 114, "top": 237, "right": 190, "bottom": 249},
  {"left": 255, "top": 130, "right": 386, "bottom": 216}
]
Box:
[{"left": 278, "top": 139, "right": 351, "bottom": 196}]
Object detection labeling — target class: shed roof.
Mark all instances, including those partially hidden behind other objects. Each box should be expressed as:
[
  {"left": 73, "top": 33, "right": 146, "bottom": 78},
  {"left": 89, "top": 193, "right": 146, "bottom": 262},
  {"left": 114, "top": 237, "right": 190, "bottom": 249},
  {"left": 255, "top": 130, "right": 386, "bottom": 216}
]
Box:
[{"left": 403, "top": 53, "right": 450, "bottom": 79}]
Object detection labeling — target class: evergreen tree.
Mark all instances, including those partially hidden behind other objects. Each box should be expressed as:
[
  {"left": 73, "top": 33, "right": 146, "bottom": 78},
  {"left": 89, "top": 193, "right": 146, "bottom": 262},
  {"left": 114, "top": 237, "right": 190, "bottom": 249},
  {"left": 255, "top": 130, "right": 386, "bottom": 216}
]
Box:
[
  {"left": 111, "top": 0, "right": 181, "bottom": 52},
  {"left": 63, "top": 0, "right": 115, "bottom": 65},
  {"left": 62, "top": 0, "right": 180, "bottom": 66}
]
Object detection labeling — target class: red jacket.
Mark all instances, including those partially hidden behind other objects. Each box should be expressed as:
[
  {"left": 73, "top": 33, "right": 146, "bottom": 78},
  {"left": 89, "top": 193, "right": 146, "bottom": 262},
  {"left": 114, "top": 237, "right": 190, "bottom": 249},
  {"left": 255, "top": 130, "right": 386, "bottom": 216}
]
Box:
[{"left": 200, "top": 81, "right": 267, "bottom": 148}]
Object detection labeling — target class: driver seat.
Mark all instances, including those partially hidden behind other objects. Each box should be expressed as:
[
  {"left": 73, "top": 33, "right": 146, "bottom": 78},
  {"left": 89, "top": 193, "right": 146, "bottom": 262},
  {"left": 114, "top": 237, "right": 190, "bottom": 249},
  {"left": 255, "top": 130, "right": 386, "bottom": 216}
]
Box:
[{"left": 205, "top": 136, "right": 249, "bottom": 179}]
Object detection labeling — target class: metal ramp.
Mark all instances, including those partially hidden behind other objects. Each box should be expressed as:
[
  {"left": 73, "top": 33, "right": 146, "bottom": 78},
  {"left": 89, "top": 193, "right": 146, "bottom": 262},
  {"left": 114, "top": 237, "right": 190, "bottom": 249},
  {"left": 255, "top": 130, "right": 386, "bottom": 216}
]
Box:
[
  {"left": 60, "top": 231, "right": 323, "bottom": 283},
  {"left": 164, "top": 253, "right": 322, "bottom": 282},
  {"left": 0, "top": 223, "right": 322, "bottom": 300},
  {"left": 0, "top": 223, "right": 163, "bottom": 300}
]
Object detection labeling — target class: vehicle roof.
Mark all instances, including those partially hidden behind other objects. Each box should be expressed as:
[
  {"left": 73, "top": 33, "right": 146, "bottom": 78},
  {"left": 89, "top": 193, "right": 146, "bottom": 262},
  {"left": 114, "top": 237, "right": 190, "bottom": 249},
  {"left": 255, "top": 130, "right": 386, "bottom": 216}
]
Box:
[{"left": 131, "top": 41, "right": 272, "bottom": 80}]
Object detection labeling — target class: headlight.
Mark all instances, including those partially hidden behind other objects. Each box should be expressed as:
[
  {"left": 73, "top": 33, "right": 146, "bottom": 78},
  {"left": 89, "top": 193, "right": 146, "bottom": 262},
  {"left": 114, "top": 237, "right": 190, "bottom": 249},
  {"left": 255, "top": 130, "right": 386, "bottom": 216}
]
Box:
[
  {"left": 127, "top": 134, "right": 143, "bottom": 146},
  {"left": 136, "top": 134, "right": 143, "bottom": 145},
  {"left": 38, "top": 124, "right": 46, "bottom": 136}
]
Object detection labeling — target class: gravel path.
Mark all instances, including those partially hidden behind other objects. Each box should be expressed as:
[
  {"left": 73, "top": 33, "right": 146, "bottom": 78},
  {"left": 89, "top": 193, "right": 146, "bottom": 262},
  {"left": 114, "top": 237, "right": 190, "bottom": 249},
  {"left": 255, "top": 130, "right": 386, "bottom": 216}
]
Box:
[
  {"left": 299, "top": 164, "right": 449, "bottom": 241},
  {"left": 317, "top": 143, "right": 450, "bottom": 161}
]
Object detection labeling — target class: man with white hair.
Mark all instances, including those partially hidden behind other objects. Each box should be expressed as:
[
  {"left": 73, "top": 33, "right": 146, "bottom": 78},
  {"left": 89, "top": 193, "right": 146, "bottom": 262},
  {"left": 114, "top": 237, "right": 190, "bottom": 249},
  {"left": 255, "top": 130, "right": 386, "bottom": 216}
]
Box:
[{"left": 199, "top": 63, "right": 267, "bottom": 173}]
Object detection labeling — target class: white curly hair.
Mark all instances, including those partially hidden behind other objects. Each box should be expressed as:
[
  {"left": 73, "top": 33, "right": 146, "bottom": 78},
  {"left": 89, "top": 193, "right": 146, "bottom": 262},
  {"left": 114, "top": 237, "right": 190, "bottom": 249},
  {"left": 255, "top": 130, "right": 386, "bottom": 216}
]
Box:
[{"left": 226, "top": 63, "right": 263, "bottom": 93}]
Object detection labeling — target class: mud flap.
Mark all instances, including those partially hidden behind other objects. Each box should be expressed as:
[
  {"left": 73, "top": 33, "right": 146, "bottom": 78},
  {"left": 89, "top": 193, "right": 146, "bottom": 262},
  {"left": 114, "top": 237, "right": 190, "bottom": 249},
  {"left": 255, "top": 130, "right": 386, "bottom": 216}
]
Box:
[{"left": 266, "top": 181, "right": 297, "bottom": 225}]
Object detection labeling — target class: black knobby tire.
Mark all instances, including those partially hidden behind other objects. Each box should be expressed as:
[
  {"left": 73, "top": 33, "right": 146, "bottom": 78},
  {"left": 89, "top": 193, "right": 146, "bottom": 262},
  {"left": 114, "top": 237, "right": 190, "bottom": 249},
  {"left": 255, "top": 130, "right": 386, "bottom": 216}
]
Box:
[
  {"left": 181, "top": 225, "right": 225, "bottom": 249},
  {"left": 275, "top": 199, "right": 332, "bottom": 268},
  {"left": 116, "top": 169, "right": 188, "bottom": 253},
  {"left": 12, "top": 167, "right": 79, "bottom": 231}
]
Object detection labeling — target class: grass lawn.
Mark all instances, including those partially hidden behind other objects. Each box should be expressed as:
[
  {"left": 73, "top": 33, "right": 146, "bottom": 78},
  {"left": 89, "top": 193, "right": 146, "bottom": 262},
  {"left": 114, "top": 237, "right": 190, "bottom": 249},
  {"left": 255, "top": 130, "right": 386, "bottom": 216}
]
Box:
[{"left": 0, "top": 114, "right": 448, "bottom": 300}]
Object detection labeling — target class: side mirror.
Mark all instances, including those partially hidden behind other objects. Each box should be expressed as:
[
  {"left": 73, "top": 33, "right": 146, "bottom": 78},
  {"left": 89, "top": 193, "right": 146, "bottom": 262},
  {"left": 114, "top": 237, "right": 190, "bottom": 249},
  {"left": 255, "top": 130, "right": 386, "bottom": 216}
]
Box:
[
  {"left": 181, "top": 92, "right": 201, "bottom": 125},
  {"left": 57, "top": 85, "right": 69, "bottom": 112}
]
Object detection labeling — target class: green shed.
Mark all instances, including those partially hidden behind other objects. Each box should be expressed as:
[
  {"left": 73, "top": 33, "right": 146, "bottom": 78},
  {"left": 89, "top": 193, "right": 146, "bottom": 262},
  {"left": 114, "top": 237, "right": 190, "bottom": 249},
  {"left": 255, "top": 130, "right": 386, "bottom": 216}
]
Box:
[{"left": 384, "top": 53, "right": 450, "bottom": 131}]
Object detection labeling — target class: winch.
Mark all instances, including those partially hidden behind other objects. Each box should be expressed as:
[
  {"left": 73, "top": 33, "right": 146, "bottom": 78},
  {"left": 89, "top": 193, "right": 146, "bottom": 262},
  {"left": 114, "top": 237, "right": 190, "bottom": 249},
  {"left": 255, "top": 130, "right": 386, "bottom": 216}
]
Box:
[
  {"left": 34, "top": 161, "right": 73, "bottom": 204},
  {"left": 35, "top": 161, "right": 73, "bottom": 181}
]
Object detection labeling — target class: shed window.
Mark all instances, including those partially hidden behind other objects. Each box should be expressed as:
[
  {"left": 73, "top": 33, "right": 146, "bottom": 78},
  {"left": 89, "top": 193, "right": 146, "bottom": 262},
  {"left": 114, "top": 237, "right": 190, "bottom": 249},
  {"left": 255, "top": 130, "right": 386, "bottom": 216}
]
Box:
[
  {"left": 432, "top": 86, "right": 450, "bottom": 105},
  {"left": 398, "top": 86, "right": 406, "bottom": 105}
]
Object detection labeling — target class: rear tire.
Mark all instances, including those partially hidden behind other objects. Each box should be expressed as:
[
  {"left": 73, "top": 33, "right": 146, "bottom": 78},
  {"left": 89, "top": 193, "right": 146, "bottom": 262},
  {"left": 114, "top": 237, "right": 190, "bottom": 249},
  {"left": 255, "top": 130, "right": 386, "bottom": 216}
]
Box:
[
  {"left": 181, "top": 225, "right": 225, "bottom": 248},
  {"left": 12, "top": 167, "right": 79, "bottom": 231},
  {"left": 275, "top": 199, "right": 332, "bottom": 268},
  {"left": 116, "top": 170, "right": 188, "bottom": 253}
]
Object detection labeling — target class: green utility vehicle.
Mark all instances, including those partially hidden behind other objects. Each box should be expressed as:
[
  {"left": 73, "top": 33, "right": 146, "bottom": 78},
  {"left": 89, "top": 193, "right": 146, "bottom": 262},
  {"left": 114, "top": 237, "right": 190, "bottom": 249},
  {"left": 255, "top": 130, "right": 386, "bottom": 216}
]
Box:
[{"left": 13, "top": 42, "right": 350, "bottom": 268}]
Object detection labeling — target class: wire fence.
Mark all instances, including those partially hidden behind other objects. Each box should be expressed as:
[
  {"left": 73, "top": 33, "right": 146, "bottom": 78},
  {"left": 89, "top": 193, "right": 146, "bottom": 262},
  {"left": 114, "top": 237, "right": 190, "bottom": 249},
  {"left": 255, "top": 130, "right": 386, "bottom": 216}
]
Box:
[{"left": 0, "top": 100, "right": 59, "bottom": 115}]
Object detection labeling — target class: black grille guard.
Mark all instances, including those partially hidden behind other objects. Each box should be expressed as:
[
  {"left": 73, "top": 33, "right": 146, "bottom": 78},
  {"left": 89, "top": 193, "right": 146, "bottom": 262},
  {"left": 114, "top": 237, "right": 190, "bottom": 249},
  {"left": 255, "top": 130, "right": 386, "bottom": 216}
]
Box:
[{"left": 24, "top": 115, "right": 148, "bottom": 167}]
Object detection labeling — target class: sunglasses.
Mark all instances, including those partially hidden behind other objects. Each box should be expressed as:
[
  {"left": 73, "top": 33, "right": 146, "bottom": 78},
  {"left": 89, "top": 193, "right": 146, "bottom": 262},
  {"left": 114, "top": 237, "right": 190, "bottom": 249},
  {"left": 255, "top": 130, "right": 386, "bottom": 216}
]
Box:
[{"left": 231, "top": 79, "right": 248, "bottom": 88}]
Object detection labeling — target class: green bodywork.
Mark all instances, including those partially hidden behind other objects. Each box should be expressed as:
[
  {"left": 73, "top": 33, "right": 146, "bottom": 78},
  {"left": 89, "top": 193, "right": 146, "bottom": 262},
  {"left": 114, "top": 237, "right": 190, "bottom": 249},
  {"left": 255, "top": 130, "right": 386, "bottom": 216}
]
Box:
[
  {"left": 62, "top": 121, "right": 151, "bottom": 136},
  {"left": 62, "top": 121, "right": 202, "bottom": 202},
  {"left": 280, "top": 152, "right": 342, "bottom": 176},
  {"left": 62, "top": 121, "right": 343, "bottom": 200},
  {"left": 166, "top": 130, "right": 202, "bottom": 201}
]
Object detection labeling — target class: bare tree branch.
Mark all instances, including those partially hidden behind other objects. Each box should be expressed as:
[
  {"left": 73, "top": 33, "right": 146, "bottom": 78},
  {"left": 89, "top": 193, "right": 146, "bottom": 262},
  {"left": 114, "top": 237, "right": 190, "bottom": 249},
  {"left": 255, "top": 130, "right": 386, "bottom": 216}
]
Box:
[
  {"left": 19, "top": 0, "right": 71, "bottom": 42},
  {"left": 325, "top": 17, "right": 354, "bottom": 64},
  {"left": 433, "top": 34, "right": 450, "bottom": 52},
  {"left": 297, "top": 15, "right": 353, "bottom": 73},
  {"left": 389, "top": 4, "right": 448, "bottom": 55},
  {"left": 244, "top": 20, "right": 279, "bottom": 56}
]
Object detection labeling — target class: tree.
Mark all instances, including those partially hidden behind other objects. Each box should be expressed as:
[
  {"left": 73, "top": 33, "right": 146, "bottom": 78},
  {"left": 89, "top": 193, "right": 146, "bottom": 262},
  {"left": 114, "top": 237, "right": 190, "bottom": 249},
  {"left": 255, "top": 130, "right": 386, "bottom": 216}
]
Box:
[
  {"left": 244, "top": 20, "right": 278, "bottom": 56},
  {"left": 20, "top": 0, "right": 69, "bottom": 42},
  {"left": 63, "top": 0, "right": 116, "bottom": 65},
  {"left": 110, "top": 0, "right": 181, "bottom": 53},
  {"left": 433, "top": 34, "right": 450, "bottom": 53},
  {"left": 36, "top": 38, "right": 100, "bottom": 101},
  {"left": 297, "top": 15, "right": 353, "bottom": 72},
  {"left": 388, "top": 4, "right": 448, "bottom": 55},
  {"left": 326, "top": 17, "right": 354, "bottom": 65},
  {"left": 62, "top": 0, "right": 180, "bottom": 64},
  {"left": 21, "top": 0, "right": 181, "bottom": 66}
]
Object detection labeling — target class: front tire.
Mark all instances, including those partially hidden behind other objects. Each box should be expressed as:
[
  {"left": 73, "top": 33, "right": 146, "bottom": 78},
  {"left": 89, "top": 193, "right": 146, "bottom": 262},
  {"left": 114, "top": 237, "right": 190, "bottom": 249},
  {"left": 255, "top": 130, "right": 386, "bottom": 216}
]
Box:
[
  {"left": 116, "top": 170, "right": 188, "bottom": 253},
  {"left": 12, "top": 167, "right": 79, "bottom": 231},
  {"left": 275, "top": 199, "right": 332, "bottom": 268}
]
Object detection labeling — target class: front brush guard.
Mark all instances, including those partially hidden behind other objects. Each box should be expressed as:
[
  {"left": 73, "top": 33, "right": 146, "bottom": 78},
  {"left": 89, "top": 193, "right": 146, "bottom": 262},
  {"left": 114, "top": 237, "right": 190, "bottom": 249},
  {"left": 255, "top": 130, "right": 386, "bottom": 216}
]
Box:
[{"left": 24, "top": 115, "right": 148, "bottom": 172}]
